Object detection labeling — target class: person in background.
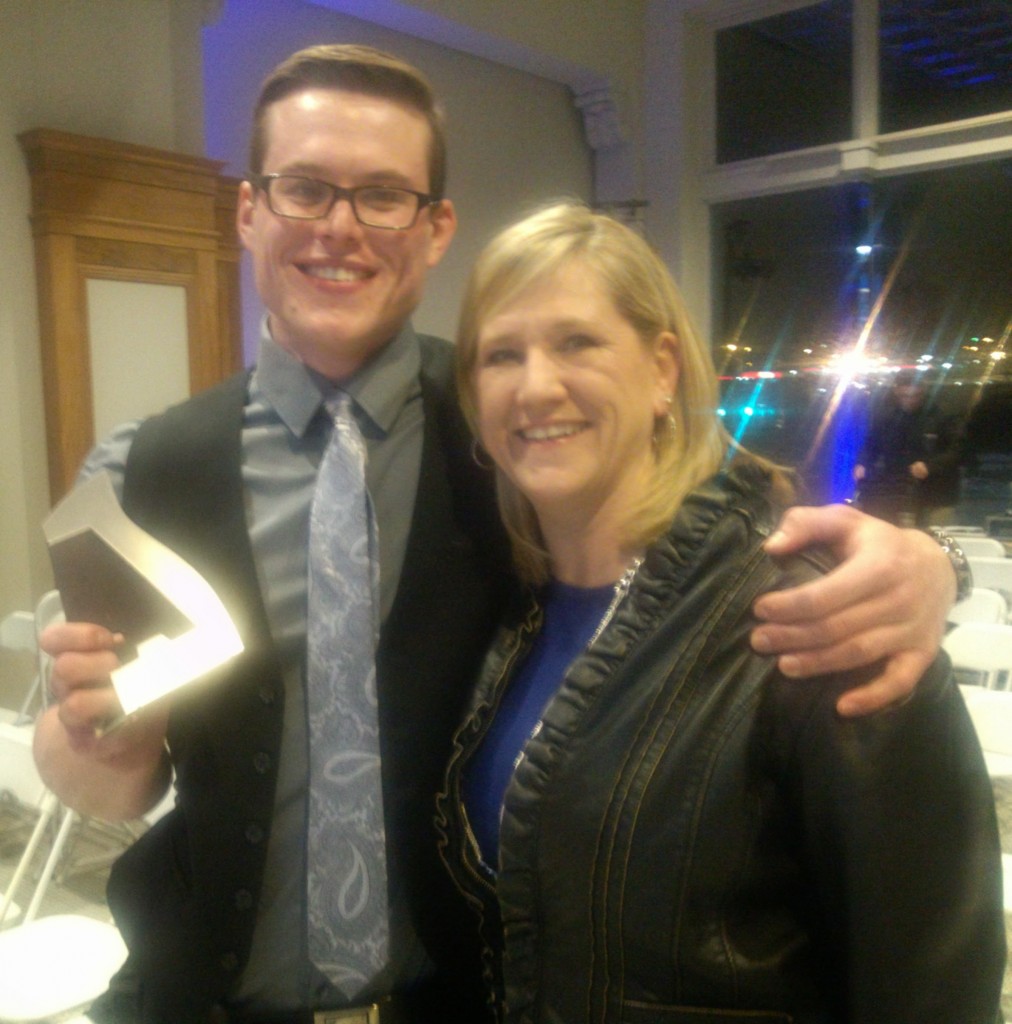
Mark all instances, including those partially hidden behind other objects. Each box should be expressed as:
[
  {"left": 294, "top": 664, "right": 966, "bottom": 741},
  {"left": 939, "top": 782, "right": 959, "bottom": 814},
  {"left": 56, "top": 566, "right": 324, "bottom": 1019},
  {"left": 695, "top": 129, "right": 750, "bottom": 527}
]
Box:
[
  {"left": 854, "top": 367, "right": 964, "bottom": 527},
  {"left": 436, "top": 202, "right": 1004, "bottom": 1024},
  {"left": 33, "top": 45, "right": 969, "bottom": 1024}
]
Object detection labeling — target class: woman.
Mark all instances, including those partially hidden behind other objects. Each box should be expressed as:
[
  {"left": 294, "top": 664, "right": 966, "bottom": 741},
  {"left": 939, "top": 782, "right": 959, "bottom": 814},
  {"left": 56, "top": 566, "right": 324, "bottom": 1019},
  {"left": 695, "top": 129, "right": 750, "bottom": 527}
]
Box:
[{"left": 435, "top": 203, "right": 1005, "bottom": 1023}]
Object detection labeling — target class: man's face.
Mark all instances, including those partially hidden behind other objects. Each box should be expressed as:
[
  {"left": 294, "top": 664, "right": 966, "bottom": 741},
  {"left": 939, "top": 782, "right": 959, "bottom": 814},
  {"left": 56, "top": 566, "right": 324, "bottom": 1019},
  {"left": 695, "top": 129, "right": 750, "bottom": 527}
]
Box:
[
  {"left": 894, "top": 382, "right": 925, "bottom": 412},
  {"left": 237, "top": 88, "right": 457, "bottom": 381}
]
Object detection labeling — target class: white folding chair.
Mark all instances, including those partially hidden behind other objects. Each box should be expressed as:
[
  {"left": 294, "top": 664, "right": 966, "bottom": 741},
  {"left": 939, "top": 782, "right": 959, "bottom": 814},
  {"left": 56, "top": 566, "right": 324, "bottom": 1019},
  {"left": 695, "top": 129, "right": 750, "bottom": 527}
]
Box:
[
  {"left": 947, "top": 525, "right": 987, "bottom": 535},
  {"left": 32, "top": 589, "right": 63, "bottom": 711},
  {"left": 958, "top": 684, "right": 1012, "bottom": 910},
  {"left": 0, "top": 610, "right": 38, "bottom": 725},
  {"left": 958, "top": 536, "right": 1008, "bottom": 558},
  {"left": 948, "top": 587, "right": 1009, "bottom": 627},
  {"left": 0, "top": 789, "right": 76, "bottom": 929},
  {"left": 967, "top": 556, "right": 1012, "bottom": 607},
  {"left": 0, "top": 719, "right": 52, "bottom": 928},
  {"left": 0, "top": 726, "right": 126, "bottom": 1020},
  {"left": 943, "top": 622, "right": 1012, "bottom": 691},
  {"left": 0, "top": 590, "right": 63, "bottom": 727},
  {"left": 0, "top": 912, "right": 126, "bottom": 1022},
  {"left": 958, "top": 685, "right": 1012, "bottom": 779},
  {"left": 1, "top": 590, "right": 69, "bottom": 918}
]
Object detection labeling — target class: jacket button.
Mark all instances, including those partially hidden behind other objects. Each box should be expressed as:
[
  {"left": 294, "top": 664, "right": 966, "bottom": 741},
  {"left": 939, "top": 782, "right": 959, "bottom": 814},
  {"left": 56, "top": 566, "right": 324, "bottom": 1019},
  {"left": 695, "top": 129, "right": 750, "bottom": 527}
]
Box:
[
  {"left": 244, "top": 823, "right": 265, "bottom": 845},
  {"left": 234, "top": 889, "right": 254, "bottom": 911},
  {"left": 258, "top": 685, "right": 276, "bottom": 706},
  {"left": 220, "top": 952, "right": 239, "bottom": 972},
  {"left": 252, "top": 752, "right": 272, "bottom": 774}
]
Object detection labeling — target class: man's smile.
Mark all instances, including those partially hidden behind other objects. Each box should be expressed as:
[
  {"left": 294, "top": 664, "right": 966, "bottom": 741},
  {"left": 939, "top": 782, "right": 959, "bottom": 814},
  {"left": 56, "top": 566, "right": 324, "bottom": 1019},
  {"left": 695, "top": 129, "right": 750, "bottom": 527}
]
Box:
[{"left": 299, "top": 263, "right": 372, "bottom": 283}]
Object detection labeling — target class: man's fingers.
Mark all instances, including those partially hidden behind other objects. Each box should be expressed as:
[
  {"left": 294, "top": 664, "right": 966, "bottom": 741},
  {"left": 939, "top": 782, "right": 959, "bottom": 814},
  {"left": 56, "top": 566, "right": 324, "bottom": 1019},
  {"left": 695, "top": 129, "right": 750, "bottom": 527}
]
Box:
[
  {"left": 766, "top": 629, "right": 892, "bottom": 679},
  {"left": 753, "top": 559, "right": 885, "bottom": 624},
  {"left": 754, "top": 603, "right": 934, "bottom": 674},
  {"left": 756, "top": 522, "right": 931, "bottom": 627},
  {"left": 753, "top": 546, "right": 916, "bottom": 629},
  {"left": 763, "top": 504, "right": 862, "bottom": 557},
  {"left": 753, "top": 503, "right": 953, "bottom": 717},
  {"left": 40, "top": 621, "right": 123, "bottom": 657},
  {"left": 41, "top": 622, "right": 124, "bottom": 699},
  {"left": 47, "top": 648, "right": 121, "bottom": 700},
  {"left": 57, "top": 683, "right": 123, "bottom": 736},
  {"left": 834, "top": 651, "right": 932, "bottom": 718}
]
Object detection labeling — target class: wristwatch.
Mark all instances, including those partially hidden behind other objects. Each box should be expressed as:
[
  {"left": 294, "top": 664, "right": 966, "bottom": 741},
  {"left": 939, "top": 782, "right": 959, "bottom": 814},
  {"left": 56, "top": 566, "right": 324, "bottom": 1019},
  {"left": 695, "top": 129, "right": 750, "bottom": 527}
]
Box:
[{"left": 926, "top": 527, "right": 974, "bottom": 604}]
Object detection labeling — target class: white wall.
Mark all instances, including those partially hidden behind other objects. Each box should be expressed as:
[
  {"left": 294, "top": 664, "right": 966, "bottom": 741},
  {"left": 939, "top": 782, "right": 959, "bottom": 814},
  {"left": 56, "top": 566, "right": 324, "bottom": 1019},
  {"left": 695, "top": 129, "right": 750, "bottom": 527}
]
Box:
[{"left": 0, "top": 0, "right": 207, "bottom": 629}]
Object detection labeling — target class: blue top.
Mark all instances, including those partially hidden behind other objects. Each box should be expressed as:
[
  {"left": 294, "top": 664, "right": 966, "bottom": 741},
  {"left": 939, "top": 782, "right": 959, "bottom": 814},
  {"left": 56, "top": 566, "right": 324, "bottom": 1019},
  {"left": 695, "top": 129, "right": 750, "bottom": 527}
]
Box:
[{"left": 463, "top": 579, "right": 615, "bottom": 868}]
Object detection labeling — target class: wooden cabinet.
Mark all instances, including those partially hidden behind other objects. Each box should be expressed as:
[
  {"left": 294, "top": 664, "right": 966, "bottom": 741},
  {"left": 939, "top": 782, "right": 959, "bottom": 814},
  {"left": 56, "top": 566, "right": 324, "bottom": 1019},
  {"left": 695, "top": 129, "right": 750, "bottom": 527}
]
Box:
[{"left": 19, "top": 129, "right": 242, "bottom": 500}]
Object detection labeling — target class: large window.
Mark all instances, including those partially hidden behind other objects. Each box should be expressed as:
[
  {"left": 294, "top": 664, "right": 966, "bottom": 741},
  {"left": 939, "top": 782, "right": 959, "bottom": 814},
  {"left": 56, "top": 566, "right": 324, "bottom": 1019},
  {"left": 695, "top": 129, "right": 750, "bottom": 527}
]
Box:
[
  {"left": 880, "top": 0, "right": 1012, "bottom": 133},
  {"left": 717, "top": 0, "right": 853, "bottom": 164},
  {"left": 706, "top": 0, "right": 1012, "bottom": 510},
  {"left": 716, "top": 0, "right": 1012, "bottom": 162},
  {"left": 713, "top": 162, "right": 1012, "bottom": 502}
]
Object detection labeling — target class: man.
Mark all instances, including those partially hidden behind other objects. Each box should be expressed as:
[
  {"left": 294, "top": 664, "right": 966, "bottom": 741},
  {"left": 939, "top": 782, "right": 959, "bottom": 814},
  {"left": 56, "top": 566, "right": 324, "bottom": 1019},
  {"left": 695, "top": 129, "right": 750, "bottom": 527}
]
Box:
[
  {"left": 855, "top": 368, "right": 964, "bottom": 527},
  {"left": 34, "top": 45, "right": 963, "bottom": 1024}
]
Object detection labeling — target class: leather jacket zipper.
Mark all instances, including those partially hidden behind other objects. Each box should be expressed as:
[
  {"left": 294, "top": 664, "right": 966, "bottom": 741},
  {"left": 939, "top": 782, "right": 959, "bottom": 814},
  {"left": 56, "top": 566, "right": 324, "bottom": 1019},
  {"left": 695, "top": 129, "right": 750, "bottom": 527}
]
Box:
[{"left": 448, "top": 608, "right": 540, "bottom": 895}]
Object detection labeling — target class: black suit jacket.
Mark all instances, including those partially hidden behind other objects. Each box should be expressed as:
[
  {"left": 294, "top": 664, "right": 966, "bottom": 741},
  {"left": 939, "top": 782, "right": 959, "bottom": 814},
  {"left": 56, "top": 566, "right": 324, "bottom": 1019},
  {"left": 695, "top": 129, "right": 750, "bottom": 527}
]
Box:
[{"left": 97, "top": 336, "right": 509, "bottom": 1023}]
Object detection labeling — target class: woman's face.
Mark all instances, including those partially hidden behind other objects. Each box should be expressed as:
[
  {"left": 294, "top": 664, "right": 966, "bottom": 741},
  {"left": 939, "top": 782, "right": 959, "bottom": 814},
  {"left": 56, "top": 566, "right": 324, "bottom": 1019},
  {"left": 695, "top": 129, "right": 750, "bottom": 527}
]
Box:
[{"left": 473, "top": 260, "right": 677, "bottom": 527}]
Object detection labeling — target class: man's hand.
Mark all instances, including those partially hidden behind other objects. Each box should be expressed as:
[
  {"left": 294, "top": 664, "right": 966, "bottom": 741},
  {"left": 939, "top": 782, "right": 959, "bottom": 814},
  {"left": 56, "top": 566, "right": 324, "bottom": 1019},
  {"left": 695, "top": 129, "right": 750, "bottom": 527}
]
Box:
[
  {"left": 42, "top": 622, "right": 126, "bottom": 747},
  {"left": 33, "top": 621, "right": 171, "bottom": 821},
  {"left": 750, "top": 504, "right": 954, "bottom": 717}
]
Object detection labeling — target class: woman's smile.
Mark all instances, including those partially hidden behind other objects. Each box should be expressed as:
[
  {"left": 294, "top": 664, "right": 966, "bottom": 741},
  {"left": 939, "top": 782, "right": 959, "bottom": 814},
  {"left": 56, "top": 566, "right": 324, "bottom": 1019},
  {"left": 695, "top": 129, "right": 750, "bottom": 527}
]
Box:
[{"left": 515, "top": 421, "right": 587, "bottom": 443}]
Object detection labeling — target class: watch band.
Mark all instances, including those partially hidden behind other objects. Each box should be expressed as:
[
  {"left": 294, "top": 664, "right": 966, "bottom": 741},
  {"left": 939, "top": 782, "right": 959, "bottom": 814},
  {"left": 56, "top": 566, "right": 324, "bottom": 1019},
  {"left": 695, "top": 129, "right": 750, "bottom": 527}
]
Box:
[{"left": 926, "top": 527, "right": 974, "bottom": 604}]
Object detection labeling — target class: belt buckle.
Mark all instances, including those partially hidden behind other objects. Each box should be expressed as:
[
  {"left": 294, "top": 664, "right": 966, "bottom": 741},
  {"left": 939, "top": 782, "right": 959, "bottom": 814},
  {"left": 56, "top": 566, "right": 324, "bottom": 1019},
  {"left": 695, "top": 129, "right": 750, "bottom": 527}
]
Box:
[{"left": 313, "top": 1007, "right": 379, "bottom": 1024}]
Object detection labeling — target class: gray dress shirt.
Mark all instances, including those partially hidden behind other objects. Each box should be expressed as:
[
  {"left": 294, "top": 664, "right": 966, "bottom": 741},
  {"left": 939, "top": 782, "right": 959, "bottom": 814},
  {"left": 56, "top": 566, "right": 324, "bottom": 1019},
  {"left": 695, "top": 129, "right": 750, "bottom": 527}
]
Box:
[{"left": 79, "top": 322, "right": 430, "bottom": 1010}]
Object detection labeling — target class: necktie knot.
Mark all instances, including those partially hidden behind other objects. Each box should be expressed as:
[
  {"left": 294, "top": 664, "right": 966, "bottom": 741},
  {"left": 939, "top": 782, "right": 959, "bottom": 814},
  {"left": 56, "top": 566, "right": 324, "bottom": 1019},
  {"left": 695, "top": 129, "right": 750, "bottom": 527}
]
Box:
[
  {"left": 324, "top": 389, "right": 351, "bottom": 423},
  {"left": 324, "top": 390, "right": 364, "bottom": 450}
]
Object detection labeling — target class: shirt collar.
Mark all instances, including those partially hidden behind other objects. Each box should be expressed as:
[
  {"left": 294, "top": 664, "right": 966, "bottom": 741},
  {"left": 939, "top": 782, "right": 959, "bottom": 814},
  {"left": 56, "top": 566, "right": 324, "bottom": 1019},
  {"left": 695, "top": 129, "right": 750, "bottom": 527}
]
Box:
[{"left": 250, "top": 317, "right": 422, "bottom": 439}]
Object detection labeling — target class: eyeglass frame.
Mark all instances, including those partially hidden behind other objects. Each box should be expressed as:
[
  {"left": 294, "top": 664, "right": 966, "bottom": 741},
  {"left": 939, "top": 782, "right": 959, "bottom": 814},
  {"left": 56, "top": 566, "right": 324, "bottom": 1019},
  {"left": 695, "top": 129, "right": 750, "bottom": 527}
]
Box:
[{"left": 247, "top": 173, "right": 439, "bottom": 231}]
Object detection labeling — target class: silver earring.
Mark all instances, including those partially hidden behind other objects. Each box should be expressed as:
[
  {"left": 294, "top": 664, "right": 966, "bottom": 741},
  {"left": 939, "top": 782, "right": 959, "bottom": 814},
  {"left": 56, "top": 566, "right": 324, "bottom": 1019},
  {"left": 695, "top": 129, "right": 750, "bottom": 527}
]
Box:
[{"left": 471, "top": 438, "right": 494, "bottom": 470}]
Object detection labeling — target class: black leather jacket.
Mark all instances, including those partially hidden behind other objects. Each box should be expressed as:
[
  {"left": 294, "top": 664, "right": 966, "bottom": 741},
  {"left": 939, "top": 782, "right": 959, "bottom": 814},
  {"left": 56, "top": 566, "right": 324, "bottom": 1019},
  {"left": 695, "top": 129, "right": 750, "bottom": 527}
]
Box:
[{"left": 436, "top": 464, "right": 1005, "bottom": 1024}]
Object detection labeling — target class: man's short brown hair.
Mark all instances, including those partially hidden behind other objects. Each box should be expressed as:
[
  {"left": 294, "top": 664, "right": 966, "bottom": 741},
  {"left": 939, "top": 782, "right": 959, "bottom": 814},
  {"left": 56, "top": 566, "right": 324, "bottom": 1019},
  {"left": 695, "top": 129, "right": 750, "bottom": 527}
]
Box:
[{"left": 248, "top": 43, "right": 447, "bottom": 197}]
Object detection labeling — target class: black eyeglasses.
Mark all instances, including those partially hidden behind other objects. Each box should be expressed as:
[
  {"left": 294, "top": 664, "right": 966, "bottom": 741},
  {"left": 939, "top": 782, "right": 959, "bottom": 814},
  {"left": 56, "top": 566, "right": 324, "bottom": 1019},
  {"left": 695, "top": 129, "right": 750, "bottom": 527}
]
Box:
[{"left": 249, "top": 174, "right": 436, "bottom": 230}]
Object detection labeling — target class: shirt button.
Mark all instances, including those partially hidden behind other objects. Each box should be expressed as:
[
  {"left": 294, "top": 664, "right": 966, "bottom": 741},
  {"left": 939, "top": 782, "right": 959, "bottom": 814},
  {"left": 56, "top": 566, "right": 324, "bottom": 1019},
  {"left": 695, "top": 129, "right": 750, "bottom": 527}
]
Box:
[
  {"left": 234, "top": 889, "right": 254, "bottom": 911},
  {"left": 244, "top": 823, "right": 265, "bottom": 845},
  {"left": 258, "top": 685, "right": 276, "bottom": 706},
  {"left": 252, "top": 752, "right": 272, "bottom": 775}
]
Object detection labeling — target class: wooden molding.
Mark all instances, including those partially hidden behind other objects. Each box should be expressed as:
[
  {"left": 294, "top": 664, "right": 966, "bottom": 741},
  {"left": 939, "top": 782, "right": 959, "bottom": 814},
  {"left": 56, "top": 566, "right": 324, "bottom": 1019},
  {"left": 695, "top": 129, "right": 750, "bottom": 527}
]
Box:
[{"left": 19, "top": 128, "right": 243, "bottom": 501}]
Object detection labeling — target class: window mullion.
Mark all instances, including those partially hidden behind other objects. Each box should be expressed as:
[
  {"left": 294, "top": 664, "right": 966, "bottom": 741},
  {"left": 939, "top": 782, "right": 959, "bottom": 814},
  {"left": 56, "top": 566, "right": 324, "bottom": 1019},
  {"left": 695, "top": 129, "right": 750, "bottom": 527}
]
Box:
[{"left": 852, "top": 0, "right": 879, "bottom": 141}]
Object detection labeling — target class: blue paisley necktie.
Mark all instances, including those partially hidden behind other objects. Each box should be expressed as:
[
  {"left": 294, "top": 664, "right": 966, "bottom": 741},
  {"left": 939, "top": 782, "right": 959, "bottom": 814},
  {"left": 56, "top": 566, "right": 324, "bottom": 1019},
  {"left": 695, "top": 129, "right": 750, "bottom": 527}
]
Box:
[{"left": 306, "top": 390, "right": 387, "bottom": 996}]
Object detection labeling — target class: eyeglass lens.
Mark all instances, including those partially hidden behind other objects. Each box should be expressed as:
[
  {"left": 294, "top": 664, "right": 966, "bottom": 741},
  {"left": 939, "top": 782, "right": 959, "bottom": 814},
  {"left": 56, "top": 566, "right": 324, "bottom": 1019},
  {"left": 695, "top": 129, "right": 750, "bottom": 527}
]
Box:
[{"left": 267, "top": 176, "right": 424, "bottom": 228}]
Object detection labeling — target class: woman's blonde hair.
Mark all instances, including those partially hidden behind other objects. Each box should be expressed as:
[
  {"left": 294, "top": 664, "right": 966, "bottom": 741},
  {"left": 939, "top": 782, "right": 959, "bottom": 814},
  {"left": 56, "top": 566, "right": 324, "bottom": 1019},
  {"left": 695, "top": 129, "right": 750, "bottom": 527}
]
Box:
[{"left": 456, "top": 202, "right": 739, "bottom": 585}]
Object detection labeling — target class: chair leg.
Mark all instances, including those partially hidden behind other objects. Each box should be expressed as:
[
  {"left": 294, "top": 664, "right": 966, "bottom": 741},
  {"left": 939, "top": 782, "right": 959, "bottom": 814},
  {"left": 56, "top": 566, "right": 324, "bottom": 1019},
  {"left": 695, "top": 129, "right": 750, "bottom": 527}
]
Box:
[
  {"left": 0, "top": 791, "right": 59, "bottom": 926},
  {"left": 24, "top": 804, "right": 77, "bottom": 923}
]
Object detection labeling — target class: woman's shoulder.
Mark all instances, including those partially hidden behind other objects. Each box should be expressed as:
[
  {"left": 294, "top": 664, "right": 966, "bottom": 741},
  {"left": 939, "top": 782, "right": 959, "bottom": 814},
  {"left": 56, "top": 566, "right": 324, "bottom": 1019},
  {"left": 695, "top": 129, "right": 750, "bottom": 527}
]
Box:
[{"left": 655, "top": 457, "right": 828, "bottom": 588}]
